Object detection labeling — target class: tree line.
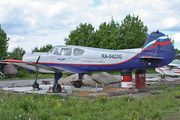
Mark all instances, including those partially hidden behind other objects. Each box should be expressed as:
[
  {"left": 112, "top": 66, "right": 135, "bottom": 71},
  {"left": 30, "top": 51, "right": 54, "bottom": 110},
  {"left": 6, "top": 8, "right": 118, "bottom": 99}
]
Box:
[
  {"left": 0, "top": 14, "right": 180, "bottom": 60},
  {"left": 64, "top": 14, "right": 148, "bottom": 50}
]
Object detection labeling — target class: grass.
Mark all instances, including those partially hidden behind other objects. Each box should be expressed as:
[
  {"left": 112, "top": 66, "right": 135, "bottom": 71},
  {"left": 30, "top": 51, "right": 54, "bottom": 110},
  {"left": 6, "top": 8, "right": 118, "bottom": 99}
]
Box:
[{"left": 1, "top": 86, "right": 180, "bottom": 119}]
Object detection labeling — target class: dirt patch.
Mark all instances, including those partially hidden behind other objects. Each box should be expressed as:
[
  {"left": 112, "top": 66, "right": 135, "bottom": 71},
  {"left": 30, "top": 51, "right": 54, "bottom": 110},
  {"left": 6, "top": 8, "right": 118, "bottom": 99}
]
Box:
[
  {"left": 166, "top": 112, "right": 180, "bottom": 120},
  {"left": 59, "top": 74, "right": 101, "bottom": 87}
]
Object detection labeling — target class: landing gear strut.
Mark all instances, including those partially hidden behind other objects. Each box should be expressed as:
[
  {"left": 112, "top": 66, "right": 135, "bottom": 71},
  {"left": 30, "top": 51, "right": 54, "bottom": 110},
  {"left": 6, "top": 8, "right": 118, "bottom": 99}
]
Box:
[
  {"left": 52, "top": 73, "right": 62, "bottom": 93},
  {"left": 32, "top": 68, "right": 39, "bottom": 89}
]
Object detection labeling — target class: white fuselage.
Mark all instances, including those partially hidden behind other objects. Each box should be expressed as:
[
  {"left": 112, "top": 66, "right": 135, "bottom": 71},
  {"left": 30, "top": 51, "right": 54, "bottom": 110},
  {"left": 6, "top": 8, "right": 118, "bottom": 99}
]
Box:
[{"left": 23, "top": 45, "right": 141, "bottom": 65}]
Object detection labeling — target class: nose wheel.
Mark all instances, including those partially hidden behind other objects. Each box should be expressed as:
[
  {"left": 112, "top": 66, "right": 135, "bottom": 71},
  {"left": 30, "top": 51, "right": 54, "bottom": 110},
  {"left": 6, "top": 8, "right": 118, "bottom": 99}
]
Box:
[{"left": 32, "top": 81, "right": 39, "bottom": 88}]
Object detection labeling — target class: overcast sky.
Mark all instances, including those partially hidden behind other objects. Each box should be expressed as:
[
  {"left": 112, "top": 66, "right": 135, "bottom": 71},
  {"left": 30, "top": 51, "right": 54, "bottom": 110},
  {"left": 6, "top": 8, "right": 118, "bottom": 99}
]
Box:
[{"left": 0, "top": 0, "right": 180, "bottom": 53}]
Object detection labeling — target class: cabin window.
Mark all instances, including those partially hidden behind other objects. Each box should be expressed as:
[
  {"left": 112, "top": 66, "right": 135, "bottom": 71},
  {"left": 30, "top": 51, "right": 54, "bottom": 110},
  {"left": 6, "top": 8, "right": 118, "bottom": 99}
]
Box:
[
  {"left": 73, "top": 48, "right": 84, "bottom": 56},
  {"left": 53, "top": 48, "right": 72, "bottom": 56},
  {"left": 53, "top": 47, "right": 61, "bottom": 55},
  {"left": 60, "top": 48, "right": 72, "bottom": 56}
]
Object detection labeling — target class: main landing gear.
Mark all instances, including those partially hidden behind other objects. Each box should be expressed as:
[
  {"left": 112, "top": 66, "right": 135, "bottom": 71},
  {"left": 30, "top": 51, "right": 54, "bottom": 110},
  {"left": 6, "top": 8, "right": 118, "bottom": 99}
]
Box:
[
  {"left": 32, "top": 70, "right": 63, "bottom": 93},
  {"left": 71, "top": 73, "right": 85, "bottom": 88},
  {"left": 52, "top": 73, "right": 85, "bottom": 92},
  {"left": 52, "top": 73, "right": 62, "bottom": 93},
  {"left": 32, "top": 72, "right": 85, "bottom": 93}
]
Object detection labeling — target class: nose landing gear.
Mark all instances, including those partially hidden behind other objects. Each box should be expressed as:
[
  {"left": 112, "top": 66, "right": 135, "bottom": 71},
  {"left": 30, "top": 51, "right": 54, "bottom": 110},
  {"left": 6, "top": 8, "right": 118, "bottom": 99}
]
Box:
[{"left": 32, "top": 69, "right": 40, "bottom": 89}]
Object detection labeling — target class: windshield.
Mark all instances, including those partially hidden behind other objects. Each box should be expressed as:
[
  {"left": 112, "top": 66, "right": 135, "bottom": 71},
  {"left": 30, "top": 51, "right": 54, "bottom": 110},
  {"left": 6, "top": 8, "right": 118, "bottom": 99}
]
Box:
[{"left": 48, "top": 47, "right": 55, "bottom": 54}]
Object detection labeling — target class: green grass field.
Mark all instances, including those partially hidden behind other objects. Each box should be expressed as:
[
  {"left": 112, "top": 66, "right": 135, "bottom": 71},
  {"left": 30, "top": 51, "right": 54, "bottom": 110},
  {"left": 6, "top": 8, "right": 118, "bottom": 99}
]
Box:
[{"left": 1, "top": 85, "right": 180, "bottom": 120}]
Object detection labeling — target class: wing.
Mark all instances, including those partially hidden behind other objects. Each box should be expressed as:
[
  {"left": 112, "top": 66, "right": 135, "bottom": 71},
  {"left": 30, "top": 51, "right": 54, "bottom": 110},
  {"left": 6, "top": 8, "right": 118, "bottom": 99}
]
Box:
[{"left": 3, "top": 59, "right": 74, "bottom": 74}]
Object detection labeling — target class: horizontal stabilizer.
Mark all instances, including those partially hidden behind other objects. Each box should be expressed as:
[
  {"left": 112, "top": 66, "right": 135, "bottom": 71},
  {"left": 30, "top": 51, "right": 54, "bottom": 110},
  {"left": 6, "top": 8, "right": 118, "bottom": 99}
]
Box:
[
  {"left": 167, "top": 64, "right": 179, "bottom": 67},
  {"left": 140, "top": 56, "right": 164, "bottom": 59}
]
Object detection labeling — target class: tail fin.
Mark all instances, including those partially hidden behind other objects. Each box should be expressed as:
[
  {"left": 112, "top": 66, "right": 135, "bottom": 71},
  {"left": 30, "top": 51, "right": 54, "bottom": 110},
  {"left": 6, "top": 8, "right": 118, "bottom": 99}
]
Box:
[{"left": 141, "top": 30, "right": 175, "bottom": 66}]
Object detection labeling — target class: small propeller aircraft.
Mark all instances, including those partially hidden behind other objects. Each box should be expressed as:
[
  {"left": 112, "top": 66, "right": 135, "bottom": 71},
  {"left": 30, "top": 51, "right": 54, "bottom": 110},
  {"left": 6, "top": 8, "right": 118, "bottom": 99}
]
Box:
[
  {"left": 156, "top": 56, "right": 180, "bottom": 79},
  {"left": 3, "top": 30, "right": 175, "bottom": 92}
]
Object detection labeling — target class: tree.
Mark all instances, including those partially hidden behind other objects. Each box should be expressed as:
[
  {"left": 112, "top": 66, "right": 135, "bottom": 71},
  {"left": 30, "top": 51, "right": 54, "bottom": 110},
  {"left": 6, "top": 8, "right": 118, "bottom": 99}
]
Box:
[
  {"left": 8, "top": 47, "right": 26, "bottom": 60},
  {"left": 0, "top": 24, "right": 9, "bottom": 59},
  {"left": 64, "top": 23, "right": 95, "bottom": 47},
  {"left": 31, "top": 44, "right": 52, "bottom": 52},
  {"left": 96, "top": 17, "right": 120, "bottom": 49},
  {"left": 174, "top": 48, "right": 180, "bottom": 59},
  {"left": 64, "top": 15, "right": 148, "bottom": 50},
  {"left": 169, "top": 38, "right": 180, "bottom": 59},
  {"left": 118, "top": 14, "right": 148, "bottom": 49}
]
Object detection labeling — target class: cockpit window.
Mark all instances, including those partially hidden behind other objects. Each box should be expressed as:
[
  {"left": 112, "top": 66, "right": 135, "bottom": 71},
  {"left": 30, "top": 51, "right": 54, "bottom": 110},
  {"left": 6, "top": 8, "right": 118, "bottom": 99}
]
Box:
[
  {"left": 73, "top": 48, "right": 84, "bottom": 56},
  {"left": 48, "top": 47, "right": 55, "bottom": 54},
  {"left": 60, "top": 48, "right": 72, "bottom": 56}
]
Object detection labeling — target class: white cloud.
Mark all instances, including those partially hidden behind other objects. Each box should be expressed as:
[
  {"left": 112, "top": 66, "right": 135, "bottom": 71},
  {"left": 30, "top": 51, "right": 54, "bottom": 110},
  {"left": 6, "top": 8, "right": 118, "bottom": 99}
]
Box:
[
  {"left": 0, "top": 0, "right": 180, "bottom": 52},
  {"left": 172, "top": 33, "right": 180, "bottom": 43},
  {"left": 163, "top": 18, "right": 179, "bottom": 29}
]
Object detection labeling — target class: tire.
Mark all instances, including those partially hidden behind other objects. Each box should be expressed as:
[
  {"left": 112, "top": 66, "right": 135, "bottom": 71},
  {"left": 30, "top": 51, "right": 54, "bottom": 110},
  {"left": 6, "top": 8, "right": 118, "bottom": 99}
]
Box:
[
  {"left": 53, "top": 84, "right": 62, "bottom": 93},
  {"left": 161, "top": 75, "right": 165, "bottom": 79},
  {"left": 74, "top": 81, "right": 82, "bottom": 88},
  {"left": 32, "top": 82, "right": 39, "bottom": 88}
]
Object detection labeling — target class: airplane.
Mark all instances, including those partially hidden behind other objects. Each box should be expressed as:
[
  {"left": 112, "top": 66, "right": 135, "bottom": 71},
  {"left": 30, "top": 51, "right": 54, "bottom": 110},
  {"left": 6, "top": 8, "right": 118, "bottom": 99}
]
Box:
[
  {"left": 2, "top": 30, "right": 175, "bottom": 92},
  {"left": 155, "top": 56, "right": 180, "bottom": 79}
]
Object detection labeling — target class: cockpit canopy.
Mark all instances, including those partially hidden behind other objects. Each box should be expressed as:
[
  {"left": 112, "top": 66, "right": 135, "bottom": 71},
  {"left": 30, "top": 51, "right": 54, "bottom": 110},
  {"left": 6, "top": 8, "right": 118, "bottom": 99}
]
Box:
[{"left": 48, "top": 47, "right": 85, "bottom": 56}]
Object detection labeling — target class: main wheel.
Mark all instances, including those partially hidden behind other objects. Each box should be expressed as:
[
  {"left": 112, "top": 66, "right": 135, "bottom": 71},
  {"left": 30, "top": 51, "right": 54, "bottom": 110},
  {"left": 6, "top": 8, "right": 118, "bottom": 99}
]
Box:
[
  {"left": 53, "top": 84, "right": 62, "bottom": 93},
  {"left": 161, "top": 75, "right": 165, "bottom": 79},
  {"left": 74, "top": 81, "right": 82, "bottom": 88},
  {"left": 32, "top": 82, "right": 39, "bottom": 88}
]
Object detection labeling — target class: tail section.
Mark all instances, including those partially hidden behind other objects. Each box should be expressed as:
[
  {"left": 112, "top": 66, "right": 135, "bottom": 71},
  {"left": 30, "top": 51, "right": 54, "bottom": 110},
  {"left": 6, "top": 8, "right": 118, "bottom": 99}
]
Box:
[{"left": 140, "top": 30, "right": 175, "bottom": 67}]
